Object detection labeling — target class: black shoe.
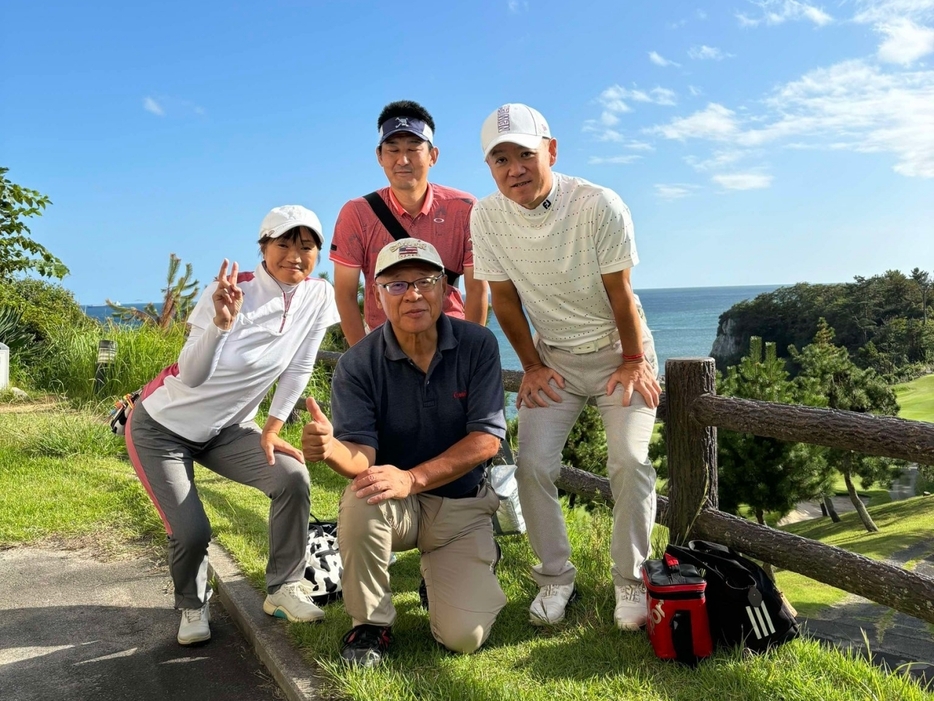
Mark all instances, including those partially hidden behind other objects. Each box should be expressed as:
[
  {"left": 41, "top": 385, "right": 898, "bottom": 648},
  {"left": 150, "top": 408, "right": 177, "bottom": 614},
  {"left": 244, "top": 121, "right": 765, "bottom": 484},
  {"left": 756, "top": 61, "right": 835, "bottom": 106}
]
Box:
[{"left": 340, "top": 624, "right": 392, "bottom": 667}]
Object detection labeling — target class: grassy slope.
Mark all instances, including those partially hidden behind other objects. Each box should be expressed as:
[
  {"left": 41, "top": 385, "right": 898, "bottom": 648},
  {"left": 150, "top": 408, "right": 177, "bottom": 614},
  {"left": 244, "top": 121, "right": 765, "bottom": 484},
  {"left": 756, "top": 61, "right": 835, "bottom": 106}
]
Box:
[
  {"left": 2, "top": 404, "right": 932, "bottom": 701},
  {"left": 775, "top": 497, "right": 934, "bottom": 616},
  {"left": 894, "top": 373, "right": 934, "bottom": 423}
]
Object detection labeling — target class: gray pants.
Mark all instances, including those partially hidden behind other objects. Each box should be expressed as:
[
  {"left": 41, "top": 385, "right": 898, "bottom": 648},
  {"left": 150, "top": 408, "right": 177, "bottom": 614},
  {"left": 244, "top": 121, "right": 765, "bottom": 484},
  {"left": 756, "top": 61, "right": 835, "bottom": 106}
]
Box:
[
  {"left": 518, "top": 335, "right": 658, "bottom": 587},
  {"left": 126, "top": 402, "right": 310, "bottom": 609},
  {"left": 338, "top": 482, "right": 506, "bottom": 654}
]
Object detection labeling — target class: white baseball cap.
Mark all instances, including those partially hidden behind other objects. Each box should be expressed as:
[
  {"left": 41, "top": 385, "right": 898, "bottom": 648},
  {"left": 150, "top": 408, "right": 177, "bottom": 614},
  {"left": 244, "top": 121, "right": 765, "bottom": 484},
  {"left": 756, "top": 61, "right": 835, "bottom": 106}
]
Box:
[
  {"left": 258, "top": 205, "right": 324, "bottom": 248},
  {"left": 374, "top": 238, "right": 444, "bottom": 277},
  {"left": 481, "top": 103, "right": 552, "bottom": 159}
]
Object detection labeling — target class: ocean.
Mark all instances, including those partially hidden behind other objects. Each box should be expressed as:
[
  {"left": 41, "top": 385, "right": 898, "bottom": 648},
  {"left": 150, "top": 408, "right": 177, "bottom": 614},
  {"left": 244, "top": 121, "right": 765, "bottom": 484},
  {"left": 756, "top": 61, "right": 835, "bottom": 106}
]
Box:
[
  {"left": 487, "top": 284, "right": 780, "bottom": 371},
  {"left": 83, "top": 284, "right": 780, "bottom": 370}
]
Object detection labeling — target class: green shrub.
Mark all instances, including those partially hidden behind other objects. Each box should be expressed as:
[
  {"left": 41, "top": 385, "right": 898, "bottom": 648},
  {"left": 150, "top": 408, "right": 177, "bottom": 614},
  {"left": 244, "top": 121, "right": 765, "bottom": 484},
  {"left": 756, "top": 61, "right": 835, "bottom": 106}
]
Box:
[
  {"left": 0, "top": 278, "right": 95, "bottom": 340},
  {"left": 32, "top": 322, "right": 185, "bottom": 403}
]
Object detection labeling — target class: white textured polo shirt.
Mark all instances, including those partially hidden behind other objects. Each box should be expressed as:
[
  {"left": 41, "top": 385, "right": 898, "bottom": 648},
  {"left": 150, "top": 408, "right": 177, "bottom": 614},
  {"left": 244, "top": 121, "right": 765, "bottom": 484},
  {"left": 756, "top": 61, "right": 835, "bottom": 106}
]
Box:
[{"left": 471, "top": 172, "right": 643, "bottom": 348}]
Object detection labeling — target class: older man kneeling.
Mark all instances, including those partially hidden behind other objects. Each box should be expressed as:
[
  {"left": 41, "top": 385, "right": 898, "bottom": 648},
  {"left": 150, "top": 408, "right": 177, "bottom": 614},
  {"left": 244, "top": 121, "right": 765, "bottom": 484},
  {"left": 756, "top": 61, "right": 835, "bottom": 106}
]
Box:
[{"left": 302, "top": 238, "right": 507, "bottom": 667}]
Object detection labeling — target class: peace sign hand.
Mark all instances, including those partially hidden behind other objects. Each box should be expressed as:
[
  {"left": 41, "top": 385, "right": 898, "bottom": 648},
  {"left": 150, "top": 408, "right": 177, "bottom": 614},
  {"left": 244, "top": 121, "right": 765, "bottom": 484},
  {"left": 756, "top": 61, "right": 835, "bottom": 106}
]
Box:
[{"left": 212, "top": 259, "right": 243, "bottom": 331}]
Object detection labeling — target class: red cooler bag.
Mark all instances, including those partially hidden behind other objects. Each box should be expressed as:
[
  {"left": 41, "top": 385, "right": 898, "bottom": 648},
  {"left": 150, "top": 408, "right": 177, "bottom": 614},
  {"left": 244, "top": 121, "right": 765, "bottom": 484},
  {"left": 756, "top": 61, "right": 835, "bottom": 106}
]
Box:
[{"left": 642, "top": 552, "right": 713, "bottom": 666}]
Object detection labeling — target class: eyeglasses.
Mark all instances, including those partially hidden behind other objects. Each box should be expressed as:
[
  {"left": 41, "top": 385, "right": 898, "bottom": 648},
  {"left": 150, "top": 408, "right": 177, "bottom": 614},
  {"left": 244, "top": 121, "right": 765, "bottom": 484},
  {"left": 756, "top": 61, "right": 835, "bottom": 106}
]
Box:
[{"left": 376, "top": 274, "right": 443, "bottom": 296}]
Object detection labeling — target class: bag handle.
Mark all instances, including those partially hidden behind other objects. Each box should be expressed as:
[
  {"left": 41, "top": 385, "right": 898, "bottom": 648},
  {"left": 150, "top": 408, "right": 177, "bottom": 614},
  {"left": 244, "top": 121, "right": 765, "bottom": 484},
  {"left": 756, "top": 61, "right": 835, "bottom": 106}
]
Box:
[
  {"left": 664, "top": 552, "right": 682, "bottom": 575},
  {"left": 363, "top": 191, "right": 460, "bottom": 287}
]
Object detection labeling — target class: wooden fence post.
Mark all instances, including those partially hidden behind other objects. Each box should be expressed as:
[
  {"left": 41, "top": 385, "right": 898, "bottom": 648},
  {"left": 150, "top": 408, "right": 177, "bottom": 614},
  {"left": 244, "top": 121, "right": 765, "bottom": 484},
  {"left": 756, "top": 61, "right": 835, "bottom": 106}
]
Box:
[{"left": 664, "top": 358, "right": 718, "bottom": 544}]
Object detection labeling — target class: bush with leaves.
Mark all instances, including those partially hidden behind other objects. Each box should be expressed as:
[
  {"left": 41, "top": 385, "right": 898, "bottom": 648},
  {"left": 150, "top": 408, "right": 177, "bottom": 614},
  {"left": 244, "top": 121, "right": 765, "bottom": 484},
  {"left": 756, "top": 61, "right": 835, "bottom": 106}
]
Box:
[
  {"left": 717, "top": 337, "right": 828, "bottom": 523},
  {"left": 790, "top": 319, "right": 906, "bottom": 532},
  {"left": 0, "top": 278, "right": 97, "bottom": 388},
  {"left": 0, "top": 167, "right": 68, "bottom": 280}
]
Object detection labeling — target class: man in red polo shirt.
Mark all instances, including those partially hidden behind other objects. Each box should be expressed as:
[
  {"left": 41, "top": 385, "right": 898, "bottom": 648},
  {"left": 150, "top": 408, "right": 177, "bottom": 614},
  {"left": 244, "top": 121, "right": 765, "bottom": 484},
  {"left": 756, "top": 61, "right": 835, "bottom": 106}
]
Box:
[{"left": 330, "top": 100, "right": 488, "bottom": 346}]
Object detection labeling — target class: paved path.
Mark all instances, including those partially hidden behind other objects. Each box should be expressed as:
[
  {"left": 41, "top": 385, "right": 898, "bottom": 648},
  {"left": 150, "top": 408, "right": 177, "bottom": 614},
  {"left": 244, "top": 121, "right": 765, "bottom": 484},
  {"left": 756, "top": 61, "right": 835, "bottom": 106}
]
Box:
[
  {"left": 0, "top": 545, "right": 316, "bottom": 701},
  {"left": 776, "top": 465, "right": 933, "bottom": 688}
]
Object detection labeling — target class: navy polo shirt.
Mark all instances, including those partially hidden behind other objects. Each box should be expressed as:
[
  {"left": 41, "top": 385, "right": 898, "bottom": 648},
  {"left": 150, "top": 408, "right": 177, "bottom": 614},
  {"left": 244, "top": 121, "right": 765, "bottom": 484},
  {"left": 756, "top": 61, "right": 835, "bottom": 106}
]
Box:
[{"left": 331, "top": 314, "right": 507, "bottom": 498}]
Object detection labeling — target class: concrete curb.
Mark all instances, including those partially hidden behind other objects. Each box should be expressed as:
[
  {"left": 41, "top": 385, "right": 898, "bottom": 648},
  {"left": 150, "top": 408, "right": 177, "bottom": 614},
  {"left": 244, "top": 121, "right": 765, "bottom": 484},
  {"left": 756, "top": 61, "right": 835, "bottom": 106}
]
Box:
[{"left": 209, "top": 544, "right": 326, "bottom": 701}]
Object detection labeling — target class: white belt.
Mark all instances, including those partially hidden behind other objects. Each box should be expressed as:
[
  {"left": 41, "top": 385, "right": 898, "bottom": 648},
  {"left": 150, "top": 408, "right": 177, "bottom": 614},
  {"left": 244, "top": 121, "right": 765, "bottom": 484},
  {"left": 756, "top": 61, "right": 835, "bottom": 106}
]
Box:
[{"left": 550, "top": 331, "right": 618, "bottom": 355}]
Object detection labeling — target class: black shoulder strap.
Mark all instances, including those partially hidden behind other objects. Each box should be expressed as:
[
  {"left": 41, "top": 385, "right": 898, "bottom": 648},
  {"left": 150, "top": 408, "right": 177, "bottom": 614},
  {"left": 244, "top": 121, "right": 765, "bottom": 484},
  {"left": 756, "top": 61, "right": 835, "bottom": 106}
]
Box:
[
  {"left": 363, "top": 191, "right": 410, "bottom": 241},
  {"left": 362, "top": 191, "right": 460, "bottom": 287}
]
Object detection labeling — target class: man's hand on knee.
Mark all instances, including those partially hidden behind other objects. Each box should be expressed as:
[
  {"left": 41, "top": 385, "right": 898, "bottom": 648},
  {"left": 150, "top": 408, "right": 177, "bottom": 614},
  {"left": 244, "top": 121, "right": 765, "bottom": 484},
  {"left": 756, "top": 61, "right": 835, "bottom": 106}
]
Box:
[{"left": 351, "top": 465, "right": 416, "bottom": 504}]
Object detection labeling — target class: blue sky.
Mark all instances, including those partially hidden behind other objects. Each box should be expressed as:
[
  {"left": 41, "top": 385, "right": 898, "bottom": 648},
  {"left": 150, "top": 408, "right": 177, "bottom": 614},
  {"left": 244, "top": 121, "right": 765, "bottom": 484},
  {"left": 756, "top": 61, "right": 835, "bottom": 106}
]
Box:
[{"left": 3, "top": 0, "right": 932, "bottom": 304}]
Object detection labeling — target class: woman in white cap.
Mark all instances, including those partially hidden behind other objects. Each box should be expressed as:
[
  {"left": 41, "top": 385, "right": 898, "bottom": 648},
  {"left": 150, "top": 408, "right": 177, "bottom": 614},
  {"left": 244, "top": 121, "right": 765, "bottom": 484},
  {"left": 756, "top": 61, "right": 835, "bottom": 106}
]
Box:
[{"left": 126, "top": 205, "right": 340, "bottom": 646}]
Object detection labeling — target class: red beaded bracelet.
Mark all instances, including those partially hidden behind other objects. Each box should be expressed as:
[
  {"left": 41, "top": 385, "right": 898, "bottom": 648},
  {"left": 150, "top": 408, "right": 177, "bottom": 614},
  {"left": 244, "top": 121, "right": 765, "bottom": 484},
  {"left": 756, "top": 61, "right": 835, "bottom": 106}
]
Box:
[{"left": 623, "top": 352, "right": 645, "bottom": 362}]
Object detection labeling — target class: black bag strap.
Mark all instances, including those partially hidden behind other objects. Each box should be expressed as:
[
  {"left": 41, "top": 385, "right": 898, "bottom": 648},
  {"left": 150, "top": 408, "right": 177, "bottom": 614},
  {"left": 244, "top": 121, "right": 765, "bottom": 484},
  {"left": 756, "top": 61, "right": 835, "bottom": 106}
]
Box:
[
  {"left": 671, "top": 610, "right": 699, "bottom": 667},
  {"left": 364, "top": 191, "right": 409, "bottom": 241},
  {"left": 363, "top": 191, "right": 460, "bottom": 287}
]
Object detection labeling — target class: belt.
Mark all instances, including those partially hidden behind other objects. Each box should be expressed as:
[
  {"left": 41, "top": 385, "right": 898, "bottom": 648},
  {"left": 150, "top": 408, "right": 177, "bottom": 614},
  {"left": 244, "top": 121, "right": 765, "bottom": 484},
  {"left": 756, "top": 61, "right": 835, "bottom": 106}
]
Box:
[
  {"left": 552, "top": 331, "right": 618, "bottom": 355},
  {"left": 450, "top": 471, "right": 488, "bottom": 499}
]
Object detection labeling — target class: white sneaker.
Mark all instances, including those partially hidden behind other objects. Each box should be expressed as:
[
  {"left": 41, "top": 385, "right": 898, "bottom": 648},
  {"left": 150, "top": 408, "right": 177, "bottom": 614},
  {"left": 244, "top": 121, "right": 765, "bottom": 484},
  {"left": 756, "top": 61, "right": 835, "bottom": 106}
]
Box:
[
  {"left": 614, "top": 581, "right": 647, "bottom": 630},
  {"left": 263, "top": 581, "right": 325, "bottom": 622},
  {"left": 529, "top": 583, "right": 578, "bottom": 626},
  {"left": 177, "top": 601, "right": 211, "bottom": 645}
]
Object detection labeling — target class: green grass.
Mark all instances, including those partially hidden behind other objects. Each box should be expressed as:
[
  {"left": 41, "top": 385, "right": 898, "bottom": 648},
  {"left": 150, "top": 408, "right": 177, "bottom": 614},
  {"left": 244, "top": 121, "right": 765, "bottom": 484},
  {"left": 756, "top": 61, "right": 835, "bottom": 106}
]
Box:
[
  {"left": 2, "top": 402, "right": 931, "bottom": 701},
  {"left": 775, "top": 496, "right": 934, "bottom": 616},
  {"left": 0, "top": 409, "right": 163, "bottom": 546},
  {"left": 894, "top": 373, "right": 934, "bottom": 423}
]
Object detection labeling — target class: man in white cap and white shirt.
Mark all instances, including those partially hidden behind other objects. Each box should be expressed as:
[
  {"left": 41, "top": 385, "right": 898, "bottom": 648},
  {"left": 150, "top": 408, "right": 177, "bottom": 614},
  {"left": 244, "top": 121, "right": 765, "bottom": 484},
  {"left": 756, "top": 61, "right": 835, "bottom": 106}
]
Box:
[
  {"left": 302, "top": 237, "right": 507, "bottom": 666},
  {"left": 469, "top": 103, "right": 662, "bottom": 630}
]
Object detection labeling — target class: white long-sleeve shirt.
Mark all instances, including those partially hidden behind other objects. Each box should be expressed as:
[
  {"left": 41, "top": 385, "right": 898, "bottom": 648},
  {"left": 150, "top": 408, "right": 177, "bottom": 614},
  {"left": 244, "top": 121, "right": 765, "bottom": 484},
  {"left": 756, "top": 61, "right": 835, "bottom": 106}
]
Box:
[{"left": 141, "top": 263, "right": 340, "bottom": 442}]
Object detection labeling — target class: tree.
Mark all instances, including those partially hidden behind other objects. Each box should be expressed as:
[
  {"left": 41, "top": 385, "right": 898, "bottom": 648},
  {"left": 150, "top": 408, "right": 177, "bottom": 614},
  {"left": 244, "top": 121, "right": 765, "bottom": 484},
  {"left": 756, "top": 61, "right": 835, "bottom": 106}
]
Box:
[
  {"left": 717, "top": 337, "right": 827, "bottom": 524},
  {"left": 106, "top": 253, "right": 199, "bottom": 329},
  {"left": 910, "top": 268, "right": 931, "bottom": 325},
  {"left": 790, "top": 319, "right": 906, "bottom": 532},
  {"left": 0, "top": 167, "right": 68, "bottom": 280}
]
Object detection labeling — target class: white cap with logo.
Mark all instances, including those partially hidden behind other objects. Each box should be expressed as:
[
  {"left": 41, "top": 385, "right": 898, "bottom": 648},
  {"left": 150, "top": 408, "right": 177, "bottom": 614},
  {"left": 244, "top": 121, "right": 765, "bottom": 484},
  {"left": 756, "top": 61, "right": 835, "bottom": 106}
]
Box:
[
  {"left": 481, "top": 103, "right": 551, "bottom": 159},
  {"left": 258, "top": 205, "right": 324, "bottom": 248},
  {"left": 374, "top": 238, "right": 445, "bottom": 277}
]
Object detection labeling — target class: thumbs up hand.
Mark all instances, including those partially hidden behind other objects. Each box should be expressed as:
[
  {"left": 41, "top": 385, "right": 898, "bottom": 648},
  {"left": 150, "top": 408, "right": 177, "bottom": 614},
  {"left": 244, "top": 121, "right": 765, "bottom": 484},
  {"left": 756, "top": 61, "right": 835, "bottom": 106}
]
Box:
[{"left": 302, "top": 397, "right": 334, "bottom": 463}]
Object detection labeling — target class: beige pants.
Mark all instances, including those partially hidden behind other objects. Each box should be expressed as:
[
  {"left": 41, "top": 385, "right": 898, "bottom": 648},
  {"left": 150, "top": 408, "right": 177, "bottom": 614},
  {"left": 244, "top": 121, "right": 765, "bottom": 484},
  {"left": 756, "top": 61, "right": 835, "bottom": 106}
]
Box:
[{"left": 337, "top": 482, "right": 506, "bottom": 654}]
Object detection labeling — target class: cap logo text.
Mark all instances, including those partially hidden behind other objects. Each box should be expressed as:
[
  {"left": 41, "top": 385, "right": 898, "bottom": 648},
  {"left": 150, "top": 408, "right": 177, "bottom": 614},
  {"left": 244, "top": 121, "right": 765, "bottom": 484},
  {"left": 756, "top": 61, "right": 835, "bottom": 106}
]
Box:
[{"left": 497, "top": 106, "right": 510, "bottom": 133}]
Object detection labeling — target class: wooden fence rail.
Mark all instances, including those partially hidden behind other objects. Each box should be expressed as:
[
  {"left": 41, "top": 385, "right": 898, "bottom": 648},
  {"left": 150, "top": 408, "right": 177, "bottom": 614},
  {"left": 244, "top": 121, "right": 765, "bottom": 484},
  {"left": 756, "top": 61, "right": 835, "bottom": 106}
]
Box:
[{"left": 310, "top": 350, "right": 934, "bottom": 625}]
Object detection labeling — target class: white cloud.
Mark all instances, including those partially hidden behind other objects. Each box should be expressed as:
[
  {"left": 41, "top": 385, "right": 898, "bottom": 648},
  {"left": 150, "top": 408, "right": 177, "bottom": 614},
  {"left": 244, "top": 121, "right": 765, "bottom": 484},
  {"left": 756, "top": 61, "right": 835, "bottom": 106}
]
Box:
[
  {"left": 736, "top": 0, "right": 833, "bottom": 27},
  {"left": 585, "top": 84, "right": 677, "bottom": 142},
  {"left": 142, "top": 96, "right": 206, "bottom": 118},
  {"left": 588, "top": 155, "right": 643, "bottom": 165},
  {"left": 583, "top": 124, "right": 625, "bottom": 142},
  {"left": 696, "top": 9, "right": 708, "bottom": 19},
  {"left": 655, "top": 184, "right": 699, "bottom": 199},
  {"left": 508, "top": 0, "right": 529, "bottom": 13},
  {"left": 853, "top": 0, "right": 934, "bottom": 25},
  {"left": 689, "top": 85, "right": 703, "bottom": 97},
  {"left": 685, "top": 150, "right": 750, "bottom": 171},
  {"left": 143, "top": 97, "right": 164, "bottom": 116},
  {"left": 649, "top": 59, "right": 934, "bottom": 178},
  {"left": 688, "top": 45, "right": 730, "bottom": 60},
  {"left": 625, "top": 140, "right": 655, "bottom": 151},
  {"left": 649, "top": 51, "right": 681, "bottom": 67},
  {"left": 647, "top": 103, "right": 740, "bottom": 141},
  {"left": 876, "top": 18, "right": 934, "bottom": 63},
  {"left": 712, "top": 173, "right": 773, "bottom": 189}
]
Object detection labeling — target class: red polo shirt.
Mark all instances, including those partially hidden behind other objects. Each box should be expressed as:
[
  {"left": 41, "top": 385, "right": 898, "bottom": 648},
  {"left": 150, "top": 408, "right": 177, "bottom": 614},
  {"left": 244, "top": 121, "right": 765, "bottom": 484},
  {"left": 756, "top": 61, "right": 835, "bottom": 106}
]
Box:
[{"left": 330, "top": 183, "right": 476, "bottom": 331}]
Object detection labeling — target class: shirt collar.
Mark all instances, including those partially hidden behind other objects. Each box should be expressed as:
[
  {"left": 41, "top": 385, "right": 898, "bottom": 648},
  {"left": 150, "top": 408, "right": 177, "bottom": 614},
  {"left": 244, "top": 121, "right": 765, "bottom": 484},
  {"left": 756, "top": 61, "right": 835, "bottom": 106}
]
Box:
[
  {"left": 504, "top": 173, "right": 559, "bottom": 218},
  {"left": 380, "top": 313, "right": 457, "bottom": 363},
  {"left": 388, "top": 183, "right": 434, "bottom": 219}
]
